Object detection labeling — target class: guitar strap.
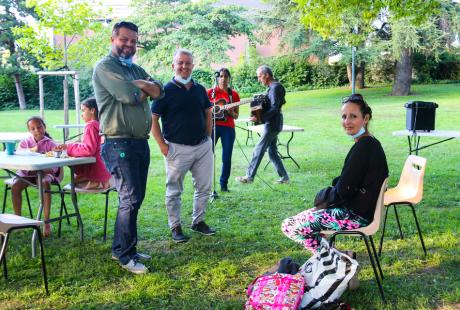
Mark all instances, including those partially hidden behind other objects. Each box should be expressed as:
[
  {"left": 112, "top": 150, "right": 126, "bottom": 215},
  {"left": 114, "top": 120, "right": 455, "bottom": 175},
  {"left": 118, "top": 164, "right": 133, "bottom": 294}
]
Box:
[{"left": 227, "top": 87, "right": 233, "bottom": 104}]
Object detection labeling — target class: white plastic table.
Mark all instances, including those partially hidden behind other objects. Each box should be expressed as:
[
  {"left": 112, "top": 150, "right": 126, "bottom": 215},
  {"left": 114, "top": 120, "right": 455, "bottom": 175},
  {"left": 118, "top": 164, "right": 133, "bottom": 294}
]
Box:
[
  {"left": 54, "top": 124, "right": 85, "bottom": 143},
  {"left": 248, "top": 124, "right": 305, "bottom": 168},
  {"left": 0, "top": 132, "right": 30, "bottom": 144},
  {"left": 0, "top": 152, "right": 95, "bottom": 256},
  {"left": 393, "top": 130, "right": 460, "bottom": 155},
  {"left": 235, "top": 117, "right": 255, "bottom": 145}
]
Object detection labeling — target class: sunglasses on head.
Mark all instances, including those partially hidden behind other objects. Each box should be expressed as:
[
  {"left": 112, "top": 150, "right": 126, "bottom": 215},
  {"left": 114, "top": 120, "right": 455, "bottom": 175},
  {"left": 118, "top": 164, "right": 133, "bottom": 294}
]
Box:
[{"left": 341, "top": 94, "right": 364, "bottom": 104}]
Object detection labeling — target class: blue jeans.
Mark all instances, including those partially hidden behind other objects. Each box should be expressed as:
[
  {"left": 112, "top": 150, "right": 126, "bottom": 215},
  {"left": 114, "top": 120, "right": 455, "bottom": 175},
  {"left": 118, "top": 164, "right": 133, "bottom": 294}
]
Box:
[
  {"left": 212, "top": 125, "right": 236, "bottom": 188},
  {"left": 101, "top": 138, "right": 150, "bottom": 265},
  {"left": 246, "top": 118, "right": 288, "bottom": 180}
]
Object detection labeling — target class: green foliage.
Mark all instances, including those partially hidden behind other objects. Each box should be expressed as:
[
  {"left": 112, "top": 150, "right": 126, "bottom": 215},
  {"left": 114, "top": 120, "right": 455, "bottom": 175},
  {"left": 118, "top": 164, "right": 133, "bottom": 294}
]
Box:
[
  {"left": 0, "top": 0, "right": 37, "bottom": 74},
  {"left": 293, "top": 0, "right": 441, "bottom": 46},
  {"left": 231, "top": 56, "right": 348, "bottom": 96},
  {"left": 130, "top": 0, "right": 254, "bottom": 75},
  {"left": 0, "top": 72, "right": 94, "bottom": 111},
  {"left": 413, "top": 52, "right": 460, "bottom": 83},
  {"left": 13, "top": 0, "right": 105, "bottom": 70}
]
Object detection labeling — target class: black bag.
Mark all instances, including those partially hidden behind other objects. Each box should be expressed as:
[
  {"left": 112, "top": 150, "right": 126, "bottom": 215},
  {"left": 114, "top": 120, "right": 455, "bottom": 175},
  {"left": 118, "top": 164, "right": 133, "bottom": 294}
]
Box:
[
  {"left": 314, "top": 186, "right": 333, "bottom": 209},
  {"left": 314, "top": 186, "right": 348, "bottom": 210}
]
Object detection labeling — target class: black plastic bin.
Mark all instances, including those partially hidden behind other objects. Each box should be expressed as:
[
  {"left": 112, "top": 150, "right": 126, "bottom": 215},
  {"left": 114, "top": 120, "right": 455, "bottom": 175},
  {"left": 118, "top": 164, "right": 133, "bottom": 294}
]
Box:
[{"left": 405, "top": 101, "right": 438, "bottom": 132}]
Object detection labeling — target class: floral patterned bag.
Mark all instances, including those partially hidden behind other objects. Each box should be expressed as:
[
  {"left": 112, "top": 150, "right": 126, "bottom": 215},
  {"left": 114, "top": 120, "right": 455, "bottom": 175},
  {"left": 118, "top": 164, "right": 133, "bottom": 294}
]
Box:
[{"left": 245, "top": 272, "right": 305, "bottom": 310}]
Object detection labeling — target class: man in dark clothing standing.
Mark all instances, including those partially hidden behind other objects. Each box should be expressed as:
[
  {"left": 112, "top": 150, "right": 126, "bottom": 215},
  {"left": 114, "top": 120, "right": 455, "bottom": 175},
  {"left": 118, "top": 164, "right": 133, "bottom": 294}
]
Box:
[
  {"left": 236, "top": 65, "right": 289, "bottom": 184},
  {"left": 93, "top": 21, "right": 164, "bottom": 274},
  {"left": 151, "top": 49, "right": 216, "bottom": 243}
]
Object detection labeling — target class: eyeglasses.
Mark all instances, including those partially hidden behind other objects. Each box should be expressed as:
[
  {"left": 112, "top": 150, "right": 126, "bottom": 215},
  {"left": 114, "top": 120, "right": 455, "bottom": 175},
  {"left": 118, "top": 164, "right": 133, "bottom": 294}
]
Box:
[{"left": 342, "top": 94, "right": 364, "bottom": 104}]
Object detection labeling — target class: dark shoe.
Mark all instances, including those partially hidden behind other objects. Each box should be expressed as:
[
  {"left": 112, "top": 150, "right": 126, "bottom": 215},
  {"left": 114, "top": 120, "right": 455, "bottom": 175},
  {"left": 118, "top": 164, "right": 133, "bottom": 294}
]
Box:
[
  {"left": 112, "top": 252, "right": 152, "bottom": 262},
  {"left": 172, "top": 226, "right": 188, "bottom": 243},
  {"left": 191, "top": 221, "right": 216, "bottom": 236},
  {"left": 220, "top": 186, "right": 229, "bottom": 192}
]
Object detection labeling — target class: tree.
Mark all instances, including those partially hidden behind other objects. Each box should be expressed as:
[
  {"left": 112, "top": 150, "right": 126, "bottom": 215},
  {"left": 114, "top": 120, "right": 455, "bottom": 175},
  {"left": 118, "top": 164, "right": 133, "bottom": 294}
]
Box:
[
  {"left": 293, "top": 0, "right": 442, "bottom": 95},
  {"left": 380, "top": 1, "right": 460, "bottom": 95},
  {"left": 260, "top": 0, "right": 376, "bottom": 89},
  {"left": 0, "top": 0, "right": 37, "bottom": 109},
  {"left": 13, "top": 0, "right": 103, "bottom": 70},
  {"left": 129, "top": 0, "right": 255, "bottom": 75}
]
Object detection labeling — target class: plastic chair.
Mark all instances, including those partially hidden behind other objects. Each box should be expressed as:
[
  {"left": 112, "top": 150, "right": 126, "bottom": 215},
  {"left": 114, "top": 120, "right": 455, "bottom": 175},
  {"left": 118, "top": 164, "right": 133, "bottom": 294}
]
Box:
[
  {"left": 62, "top": 184, "right": 116, "bottom": 241},
  {"left": 379, "top": 155, "right": 427, "bottom": 256},
  {"left": 0, "top": 214, "right": 49, "bottom": 294},
  {"left": 320, "top": 178, "right": 388, "bottom": 303}
]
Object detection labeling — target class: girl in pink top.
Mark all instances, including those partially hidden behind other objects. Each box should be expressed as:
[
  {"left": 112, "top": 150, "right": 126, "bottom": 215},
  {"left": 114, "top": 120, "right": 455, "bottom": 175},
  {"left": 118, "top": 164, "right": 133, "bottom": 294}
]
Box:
[
  {"left": 57, "top": 98, "right": 111, "bottom": 190},
  {"left": 12, "top": 116, "right": 61, "bottom": 237}
]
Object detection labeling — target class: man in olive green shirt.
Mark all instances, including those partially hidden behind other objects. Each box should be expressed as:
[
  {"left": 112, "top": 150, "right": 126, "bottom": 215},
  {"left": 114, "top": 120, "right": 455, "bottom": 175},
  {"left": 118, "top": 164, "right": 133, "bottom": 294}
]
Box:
[{"left": 93, "top": 21, "right": 163, "bottom": 275}]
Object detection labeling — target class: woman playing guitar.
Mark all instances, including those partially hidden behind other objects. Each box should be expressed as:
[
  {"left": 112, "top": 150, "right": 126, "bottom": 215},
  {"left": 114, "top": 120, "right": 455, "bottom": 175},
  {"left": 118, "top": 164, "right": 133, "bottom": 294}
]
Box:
[{"left": 207, "top": 68, "right": 240, "bottom": 192}]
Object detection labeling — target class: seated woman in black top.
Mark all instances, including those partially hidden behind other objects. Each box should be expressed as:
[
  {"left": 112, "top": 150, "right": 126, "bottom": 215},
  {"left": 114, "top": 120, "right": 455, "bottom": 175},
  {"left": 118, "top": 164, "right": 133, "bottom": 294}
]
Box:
[{"left": 282, "top": 94, "right": 388, "bottom": 253}]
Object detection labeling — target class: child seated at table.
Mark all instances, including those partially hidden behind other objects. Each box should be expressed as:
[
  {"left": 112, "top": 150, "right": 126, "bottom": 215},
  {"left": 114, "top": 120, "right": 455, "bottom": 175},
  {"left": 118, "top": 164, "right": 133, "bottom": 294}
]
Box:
[
  {"left": 55, "top": 97, "right": 112, "bottom": 190},
  {"left": 12, "top": 116, "right": 61, "bottom": 237}
]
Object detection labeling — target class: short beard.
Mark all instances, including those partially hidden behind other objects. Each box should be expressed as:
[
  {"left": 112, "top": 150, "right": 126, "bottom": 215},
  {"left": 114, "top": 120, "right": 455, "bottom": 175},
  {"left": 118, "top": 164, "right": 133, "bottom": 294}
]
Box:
[{"left": 116, "top": 46, "right": 135, "bottom": 59}]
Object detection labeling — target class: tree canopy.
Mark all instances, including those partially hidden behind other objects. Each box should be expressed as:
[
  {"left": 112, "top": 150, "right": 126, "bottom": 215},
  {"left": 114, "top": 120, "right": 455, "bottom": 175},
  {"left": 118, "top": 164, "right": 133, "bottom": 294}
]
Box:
[{"left": 130, "top": 0, "right": 255, "bottom": 74}]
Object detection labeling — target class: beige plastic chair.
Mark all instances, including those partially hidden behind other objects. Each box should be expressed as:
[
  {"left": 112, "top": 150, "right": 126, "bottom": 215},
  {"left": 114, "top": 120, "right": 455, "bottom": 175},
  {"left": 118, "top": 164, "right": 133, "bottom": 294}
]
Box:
[
  {"left": 320, "top": 177, "right": 388, "bottom": 303},
  {"left": 62, "top": 184, "right": 116, "bottom": 241},
  {"left": 0, "top": 214, "right": 48, "bottom": 294},
  {"left": 379, "top": 155, "right": 427, "bottom": 256}
]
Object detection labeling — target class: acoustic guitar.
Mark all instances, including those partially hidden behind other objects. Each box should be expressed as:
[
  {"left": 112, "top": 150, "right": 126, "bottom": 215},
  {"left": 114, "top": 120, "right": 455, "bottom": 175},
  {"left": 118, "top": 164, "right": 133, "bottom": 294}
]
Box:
[{"left": 212, "top": 98, "right": 253, "bottom": 121}]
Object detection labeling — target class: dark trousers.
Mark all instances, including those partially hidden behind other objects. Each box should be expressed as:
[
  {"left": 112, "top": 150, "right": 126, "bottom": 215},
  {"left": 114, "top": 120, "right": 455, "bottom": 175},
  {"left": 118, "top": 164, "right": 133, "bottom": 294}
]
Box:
[
  {"left": 212, "top": 125, "right": 235, "bottom": 188},
  {"left": 101, "top": 138, "right": 150, "bottom": 265}
]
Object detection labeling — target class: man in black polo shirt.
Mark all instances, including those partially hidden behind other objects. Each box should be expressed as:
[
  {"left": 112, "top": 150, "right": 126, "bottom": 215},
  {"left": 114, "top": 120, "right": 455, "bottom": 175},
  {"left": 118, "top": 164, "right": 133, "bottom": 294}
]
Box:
[{"left": 151, "top": 49, "right": 216, "bottom": 243}]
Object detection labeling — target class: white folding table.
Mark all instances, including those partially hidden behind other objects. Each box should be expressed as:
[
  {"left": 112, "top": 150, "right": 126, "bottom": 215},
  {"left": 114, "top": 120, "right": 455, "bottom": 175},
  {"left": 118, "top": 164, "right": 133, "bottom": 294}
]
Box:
[
  {"left": 393, "top": 130, "right": 460, "bottom": 155},
  {"left": 54, "top": 124, "right": 86, "bottom": 143},
  {"left": 0, "top": 152, "right": 95, "bottom": 256},
  {"left": 235, "top": 117, "right": 255, "bottom": 145},
  {"left": 248, "top": 124, "right": 305, "bottom": 168}
]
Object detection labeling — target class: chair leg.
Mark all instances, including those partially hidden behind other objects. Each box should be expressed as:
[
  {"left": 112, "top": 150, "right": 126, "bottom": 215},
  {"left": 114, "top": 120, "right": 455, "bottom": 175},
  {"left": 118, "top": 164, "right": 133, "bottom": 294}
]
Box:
[
  {"left": 2, "top": 185, "right": 8, "bottom": 214},
  {"left": 379, "top": 205, "right": 391, "bottom": 256},
  {"left": 369, "top": 236, "right": 384, "bottom": 280},
  {"left": 103, "top": 192, "right": 109, "bottom": 242},
  {"left": 393, "top": 205, "right": 404, "bottom": 239},
  {"left": 0, "top": 234, "right": 10, "bottom": 280},
  {"left": 58, "top": 201, "right": 63, "bottom": 238},
  {"left": 408, "top": 203, "right": 427, "bottom": 255},
  {"left": 34, "top": 227, "right": 49, "bottom": 294},
  {"left": 363, "top": 236, "right": 386, "bottom": 303},
  {"left": 24, "top": 188, "right": 33, "bottom": 218},
  {"left": 56, "top": 183, "right": 70, "bottom": 225}
]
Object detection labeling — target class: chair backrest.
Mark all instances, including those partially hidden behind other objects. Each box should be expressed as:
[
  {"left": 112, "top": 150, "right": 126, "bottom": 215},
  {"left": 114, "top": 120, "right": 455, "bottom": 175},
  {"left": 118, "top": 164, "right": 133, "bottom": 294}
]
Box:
[
  {"left": 396, "top": 155, "right": 427, "bottom": 204},
  {"left": 360, "top": 177, "right": 388, "bottom": 235}
]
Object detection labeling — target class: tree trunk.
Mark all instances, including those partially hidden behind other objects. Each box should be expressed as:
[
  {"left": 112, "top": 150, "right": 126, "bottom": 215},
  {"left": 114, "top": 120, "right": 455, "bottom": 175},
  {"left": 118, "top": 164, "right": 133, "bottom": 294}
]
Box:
[
  {"left": 346, "top": 62, "right": 366, "bottom": 90},
  {"left": 356, "top": 62, "right": 365, "bottom": 89},
  {"left": 392, "top": 48, "right": 412, "bottom": 96},
  {"left": 13, "top": 73, "right": 27, "bottom": 110}
]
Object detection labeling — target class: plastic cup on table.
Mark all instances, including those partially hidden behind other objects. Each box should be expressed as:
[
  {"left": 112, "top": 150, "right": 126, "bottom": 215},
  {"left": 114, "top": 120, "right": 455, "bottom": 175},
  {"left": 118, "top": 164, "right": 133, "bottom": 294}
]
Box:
[{"left": 5, "top": 142, "right": 16, "bottom": 155}]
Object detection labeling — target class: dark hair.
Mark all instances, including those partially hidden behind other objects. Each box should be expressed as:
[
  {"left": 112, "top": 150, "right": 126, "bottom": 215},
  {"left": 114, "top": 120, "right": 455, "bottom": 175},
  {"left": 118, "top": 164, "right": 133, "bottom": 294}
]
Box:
[
  {"left": 257, "top": 65, "right": 274, "bottom": 78},
  {"left": 112, "top": 21, "right": 138, "bottom": 36},
  {"left": 342, "top": 93, "right": 373, "bottom": 126},
  {"left": 26, "top": 116, "right": 51, "bottom": 139},
  {"left": 81, "top": 97, "right": 99, "bottom": 121},
  {"left": 218, "top": 68, "right": 231, "bottom": 78}
]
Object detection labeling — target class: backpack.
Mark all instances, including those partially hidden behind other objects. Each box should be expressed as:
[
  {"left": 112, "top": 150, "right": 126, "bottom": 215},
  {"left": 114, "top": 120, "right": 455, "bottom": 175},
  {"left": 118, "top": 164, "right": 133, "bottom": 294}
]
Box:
[{"left": 245, "top": 272, "right": 305, "bottom": 310}]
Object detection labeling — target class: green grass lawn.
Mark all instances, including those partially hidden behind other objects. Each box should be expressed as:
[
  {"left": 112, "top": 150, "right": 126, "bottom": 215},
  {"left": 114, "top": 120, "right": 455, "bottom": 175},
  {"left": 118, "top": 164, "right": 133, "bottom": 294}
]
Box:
[{"left": 0, "top": 83, "right": 459, "bottom": 309}]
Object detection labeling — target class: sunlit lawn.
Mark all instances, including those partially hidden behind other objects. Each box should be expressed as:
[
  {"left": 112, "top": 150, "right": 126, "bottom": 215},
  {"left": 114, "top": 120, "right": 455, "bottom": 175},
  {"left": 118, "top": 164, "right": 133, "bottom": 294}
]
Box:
[{"left": 0, "top": 83, "right": 459, "bottom": 309}]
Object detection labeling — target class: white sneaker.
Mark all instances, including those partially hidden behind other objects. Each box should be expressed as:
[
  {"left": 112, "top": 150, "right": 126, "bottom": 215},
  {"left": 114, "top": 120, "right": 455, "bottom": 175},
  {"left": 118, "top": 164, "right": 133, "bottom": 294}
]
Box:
[{"left": 121, "top": 259, "right": 148, "bottom": 274}]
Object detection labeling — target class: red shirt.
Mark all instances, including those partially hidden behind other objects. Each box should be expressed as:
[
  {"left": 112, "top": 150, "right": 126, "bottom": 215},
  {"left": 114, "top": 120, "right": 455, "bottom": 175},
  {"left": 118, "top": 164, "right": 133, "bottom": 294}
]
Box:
[{"left": 207, "top": 87, "right": 241, "bottom": 128}]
